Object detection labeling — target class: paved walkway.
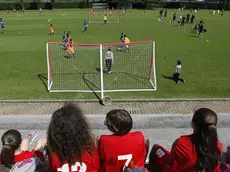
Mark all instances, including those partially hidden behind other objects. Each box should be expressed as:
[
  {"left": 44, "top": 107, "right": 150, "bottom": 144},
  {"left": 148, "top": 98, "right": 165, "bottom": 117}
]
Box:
[{"left": 0, "top": 100, "right": 230, "bottom": 115}]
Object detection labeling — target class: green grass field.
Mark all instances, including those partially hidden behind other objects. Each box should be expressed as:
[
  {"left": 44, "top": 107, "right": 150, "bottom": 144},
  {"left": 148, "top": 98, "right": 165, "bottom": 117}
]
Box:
[{"left": 0, "top": 9, "right": 230, "bottom": 100}]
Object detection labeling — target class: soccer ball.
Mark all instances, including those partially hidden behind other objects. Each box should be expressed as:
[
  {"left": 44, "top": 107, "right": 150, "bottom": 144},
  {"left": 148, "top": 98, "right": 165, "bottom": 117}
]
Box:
[{"left": 206, "top": 40, "right": 209, "bottom": 42}]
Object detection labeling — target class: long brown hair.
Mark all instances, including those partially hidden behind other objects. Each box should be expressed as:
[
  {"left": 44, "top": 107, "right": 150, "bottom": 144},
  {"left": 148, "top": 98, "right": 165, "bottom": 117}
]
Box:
[
  {"left": 192, "top": 108, "right": 221, "bottom": 172},
  {"left": 1, "top": 129, "right": 22, "bottom": 168}
]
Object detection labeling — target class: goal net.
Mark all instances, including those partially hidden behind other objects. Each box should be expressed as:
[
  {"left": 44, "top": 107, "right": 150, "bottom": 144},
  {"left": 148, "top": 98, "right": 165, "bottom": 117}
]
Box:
[
  {"left": 47, "top": 41, "right": 156, "bottom": 98},
  {"left": 88, "top": 9, "right": 120, "bottom": 24}
]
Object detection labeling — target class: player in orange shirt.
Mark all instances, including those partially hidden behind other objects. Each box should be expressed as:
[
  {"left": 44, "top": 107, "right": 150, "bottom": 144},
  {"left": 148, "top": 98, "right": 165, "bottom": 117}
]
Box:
[
  {"left": 98, "top": 109, "right": 149, "bottom": 172},
  {"left": 148, "top": 108, "right": 223, "bottom": 172},
  {"left": 48, "top": 24, "right": 54, "bottom": 36},
  {"left": 124, "top": 34, "right": 131, "bottom": 52},
  {"left": 66, "top": 39, "right": 75, "bottom": 58}
]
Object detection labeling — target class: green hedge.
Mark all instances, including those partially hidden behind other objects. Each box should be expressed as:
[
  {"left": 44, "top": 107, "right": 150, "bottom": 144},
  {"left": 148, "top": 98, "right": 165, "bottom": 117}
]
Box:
[{"left": 0, "top": 2, "right": 92, "bottom": 10}]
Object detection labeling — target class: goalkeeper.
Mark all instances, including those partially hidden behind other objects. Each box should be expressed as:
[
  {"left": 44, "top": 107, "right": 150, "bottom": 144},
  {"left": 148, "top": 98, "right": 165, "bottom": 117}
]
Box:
[{"left": 104, "top": 47, "right": 114, "bottom": 74}]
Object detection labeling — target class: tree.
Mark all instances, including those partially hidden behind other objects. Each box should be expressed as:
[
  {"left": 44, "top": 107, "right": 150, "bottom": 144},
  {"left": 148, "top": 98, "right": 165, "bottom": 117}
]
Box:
[
  {"left": 37, "top": 0, "right": 41, "bottom": 9},
  {"left": 51, "top": 0, "right": 55, "bottom": 9},
  {"left": 17, "top": 0, "right": 24, "bottom": 10}
]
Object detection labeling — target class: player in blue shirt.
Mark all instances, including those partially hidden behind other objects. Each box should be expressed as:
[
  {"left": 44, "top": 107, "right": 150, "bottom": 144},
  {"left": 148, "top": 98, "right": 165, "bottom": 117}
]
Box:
[
  {"left": 120, "top": 32, "right": 125, "bottom": 43},
  {"left": 83, "top": 20, "right": 88, "bottom": 33},
  {"left": 0, "top": 18, "right": 5, "bottom": 33},
  {"left": 62, "top": 31, "right": 67, "bottom": 49},
  {"left": 62, "top": 31, "right": 67, "bottom": 43}
]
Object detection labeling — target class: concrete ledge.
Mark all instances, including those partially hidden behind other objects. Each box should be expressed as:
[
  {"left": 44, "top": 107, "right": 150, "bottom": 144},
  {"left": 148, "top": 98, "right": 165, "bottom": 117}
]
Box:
[
  {"left": 0, "top": 113, "right": 229, "bottom": 130},
  {"left": 0, "top": 98, "right": 230, "bottom": 103}
]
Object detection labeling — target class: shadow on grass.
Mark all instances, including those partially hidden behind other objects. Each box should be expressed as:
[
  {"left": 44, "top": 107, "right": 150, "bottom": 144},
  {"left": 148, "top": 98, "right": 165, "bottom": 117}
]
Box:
[
  {"left": 162, "top": 75, "right": 175, "bottom": 83},
  {"left": 38, "top": 74, "right": 48, "bottom": 92},
  {"left": 188, "top": 34, "right": 199, "bottom": 38},
  {"left": 82, "top": 73, "right": 103, "bottom": 105}
]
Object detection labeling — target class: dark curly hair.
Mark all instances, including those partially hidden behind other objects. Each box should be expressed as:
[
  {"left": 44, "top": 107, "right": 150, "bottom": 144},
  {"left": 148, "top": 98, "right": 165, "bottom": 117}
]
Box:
[
  {"left": 105, "top": 109, "right": 133, "bottom": 136},
  {"left": 47, "top": 103, "right": 95, "bottom": 165},
  {"left": 192, "top": 108, "right": 221, "bottom": 172}
]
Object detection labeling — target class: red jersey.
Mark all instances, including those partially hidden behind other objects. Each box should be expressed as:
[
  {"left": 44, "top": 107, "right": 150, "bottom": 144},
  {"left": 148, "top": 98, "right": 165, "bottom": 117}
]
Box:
[
  {"left": 48, "top": 146, "right": 99, "bottom": 172},
  {"left": 149, "top": 144, "right": 170, "bottom": 170},
  {"left": 14, "top": 150, "right": 45, "bottom": 163},
  {"left": 163, "top": 135, "right": 223, "bottom": 172},
  {"left": 0, "top": 150, "right": 44, "bottom": 165},
  {"left": 98, "top": 131, "right": 146, "bottom": 172}
]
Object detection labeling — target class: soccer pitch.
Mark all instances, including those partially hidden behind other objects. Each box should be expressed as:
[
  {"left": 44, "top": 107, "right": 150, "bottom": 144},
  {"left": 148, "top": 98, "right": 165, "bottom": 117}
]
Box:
[{"left": 0, "top": 9, "right": 230, "bottom": 100}]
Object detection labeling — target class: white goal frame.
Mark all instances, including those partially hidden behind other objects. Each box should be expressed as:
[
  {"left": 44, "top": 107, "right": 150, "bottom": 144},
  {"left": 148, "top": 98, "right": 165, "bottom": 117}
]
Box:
[
  {"left": 46, "top": 41, "right": 157, "bottom": 99},
  {"left": 88, "top": 9, "right": 120, "bottom": 24}
]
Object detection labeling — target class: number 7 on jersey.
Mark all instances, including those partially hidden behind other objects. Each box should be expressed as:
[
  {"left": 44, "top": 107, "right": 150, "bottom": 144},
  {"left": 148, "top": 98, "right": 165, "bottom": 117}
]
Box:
[{"left": 118, "top": 154, "right": 133, "bottom": 171}]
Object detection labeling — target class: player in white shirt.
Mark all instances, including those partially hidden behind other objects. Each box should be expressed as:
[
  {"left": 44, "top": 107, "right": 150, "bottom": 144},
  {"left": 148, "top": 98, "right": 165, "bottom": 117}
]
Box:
[
  {"left": 173, "top": 60, "right": 185, "bottom": 84},
  {"left": 104, "top": 47, "right": 114, "bottom": 74}
]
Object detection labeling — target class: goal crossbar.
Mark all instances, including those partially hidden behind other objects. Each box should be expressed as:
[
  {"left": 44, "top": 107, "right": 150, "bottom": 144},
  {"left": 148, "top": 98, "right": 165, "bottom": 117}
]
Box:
[
  {"left": 88, "top": 9, "right": 120, "bottom": 24},
  {"left": 46, "top": 41, "right": 156, "bottom": 99}
]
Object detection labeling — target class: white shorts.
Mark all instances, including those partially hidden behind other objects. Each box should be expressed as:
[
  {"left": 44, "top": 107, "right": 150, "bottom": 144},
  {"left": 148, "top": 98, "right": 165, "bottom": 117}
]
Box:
[{"left": 125, "top": 45, "right": 129, "bottom": 49}]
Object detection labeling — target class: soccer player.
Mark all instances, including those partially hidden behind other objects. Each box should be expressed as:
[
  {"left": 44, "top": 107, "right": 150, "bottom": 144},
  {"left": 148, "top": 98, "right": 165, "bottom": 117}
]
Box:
[
  {"left": 198, "top": 20, "right": 204, "bottom": 38},
  {"left": 178, "top": 15, "right": 182, "bottom": 25},
  {"left": 164, "top": 9, "right": 167, "bottom": 17},
  {"left": 47, "top": 103, "right": 100, "bottom": 172},
  {"left": 0, "top": 18, "right": 5, "bottom": 33},
  {"left": 67, "top": 39, "right": 75, "bottom": 58},
  {"left": 104, "top": 47, "right": 114, "bottom": 74},
  {"left": 98, "top": 109, "right": 148, "bottom": 171},
  {"left": 104, "top": 14, "right": 107, "bottom": 24},
  {"left": 39, "top": 8, "right": 42, "bottom": 14},
  {"left": 221, "top": 9, "right": 224, "bottom": 17},
  {"left": 66, "top": 31, "right": 71, "bottom": 41},
  {"left": 173, "top": 60, "right": 184, "bottom": 84},
  {"left": 62, "top": 31, "right": 67, "bottom": 43},
  {"left": 124, "top": 34, "right": 131, "bottom": 52},
  {"left": 120, "top": 32, "right": 125, "bottom": 43},
  {"left": 172, "top": 12, "right": 176, "bottom": 23},
  {"left": 148, "top": 108, "right": 222, "bottom": 172},
  {"left": 48, "top": 24, "right": 54, "bottom": 36},
  {"left": 180, "top": 16, "right": 185, "bottom": 26},
  {"left": 83, "top": 20, "right": 88, "bottom": 33},
  {"left": 190, "top": 14, "right": 195, "bottom": 24},
  {"left": 185, "top": 13, "right": 190, "bottom": 23},
  {"left": 143, "top": 10, "right": 147, "bottom": 16}
]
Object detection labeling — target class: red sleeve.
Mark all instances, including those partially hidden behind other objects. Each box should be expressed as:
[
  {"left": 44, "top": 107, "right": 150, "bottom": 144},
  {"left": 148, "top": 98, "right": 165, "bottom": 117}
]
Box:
[
  {"left": 97, "top": 136, "right": 106, "bottom": 172},
  {"left": 149, "top": 144, "right": 170, "bottom": 170},
  {"left": 98, "top": 136, "right": 105, "bottom": 161},
  {"left": 34, "top": 150, "right": 45, "bottom": 162},
  {"left": 91, "top": 145, "right": 100, "bottom": 171},
  {"left": 14, "top": 150, "right": 44, "bottom": 163},
  {"left": 48, "top": 153, "right": 59, "bottom": 172}
]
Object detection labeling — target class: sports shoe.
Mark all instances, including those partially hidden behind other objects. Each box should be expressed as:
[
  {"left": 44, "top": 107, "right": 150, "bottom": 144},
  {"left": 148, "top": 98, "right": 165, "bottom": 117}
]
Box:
[
  {"left": 108, "top": 71, "right": 112, "bottom": 74},
  {"left": 27, "top": 131, "right": 37, "bottom": 145}
]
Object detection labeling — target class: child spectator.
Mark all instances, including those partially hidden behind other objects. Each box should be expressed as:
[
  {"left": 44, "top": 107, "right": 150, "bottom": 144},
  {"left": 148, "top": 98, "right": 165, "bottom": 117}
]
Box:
[
  {"left": 47, "top": 103, "right": 99, "bottom": 172},
  {"left": 98, "top": 109, "right": 148, "bottom": 172},
  {"left": 148, "top": 108, "right": 223, "bottom": 172},
  {"left": 0, "top": 129, "right": 46, "bottom": 169}
]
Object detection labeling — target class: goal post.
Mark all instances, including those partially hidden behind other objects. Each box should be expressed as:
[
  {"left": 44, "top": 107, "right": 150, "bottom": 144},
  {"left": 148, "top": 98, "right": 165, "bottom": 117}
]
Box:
[
  {"left": 46, "top": 41, "right": 156, "bottom": 99},
  {"left": 88, "top": 9, "right": 120, "bottom": 24}
]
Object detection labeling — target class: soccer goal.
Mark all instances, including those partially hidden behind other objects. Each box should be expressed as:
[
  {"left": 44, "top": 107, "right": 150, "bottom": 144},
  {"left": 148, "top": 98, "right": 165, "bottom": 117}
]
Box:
[
  {"left": 88, "top": 9, "right": 120, "bottom": 24},
  {"left": 46, "top": 41, "right": 156, "bottom": 99}
]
